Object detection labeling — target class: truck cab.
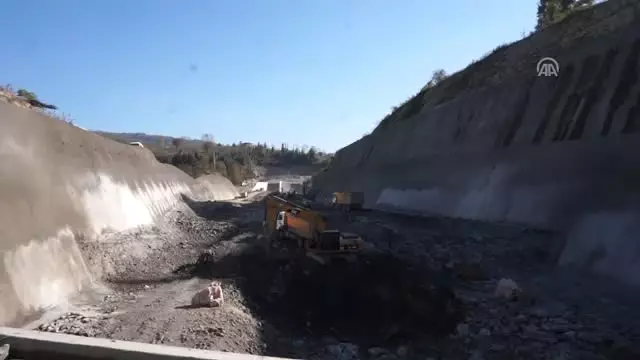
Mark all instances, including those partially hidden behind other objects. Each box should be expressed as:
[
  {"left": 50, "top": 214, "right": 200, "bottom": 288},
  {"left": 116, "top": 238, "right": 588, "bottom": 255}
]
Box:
[{"left": 264, "top": 194, "right": 364, "bottom": 261}]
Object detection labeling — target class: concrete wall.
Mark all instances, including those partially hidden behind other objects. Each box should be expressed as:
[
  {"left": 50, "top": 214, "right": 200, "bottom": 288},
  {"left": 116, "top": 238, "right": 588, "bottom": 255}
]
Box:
[
  {"left": 0, "top": 101, "right": 238, "bottom": 325},
  {"left": 0, "top": 326, "right": 297, "bottom": 360},
  {"left": 313, "top": 8, "right": 640, "bottom": 286}
]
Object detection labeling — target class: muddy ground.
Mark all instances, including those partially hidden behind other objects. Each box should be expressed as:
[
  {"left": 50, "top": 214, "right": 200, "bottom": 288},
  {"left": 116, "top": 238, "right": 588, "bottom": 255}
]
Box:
[{"left": 29, "top": 193, "right": 640, "bottom": 360}]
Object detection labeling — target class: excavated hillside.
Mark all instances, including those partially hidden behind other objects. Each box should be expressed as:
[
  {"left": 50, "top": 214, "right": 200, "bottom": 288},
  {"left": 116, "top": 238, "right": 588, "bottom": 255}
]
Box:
[
  {"left": 0, "top": 95, "right": 239, "bottom": 326},
  {"left": 313, "top": 0, "right": 640, "bottom": 287}
]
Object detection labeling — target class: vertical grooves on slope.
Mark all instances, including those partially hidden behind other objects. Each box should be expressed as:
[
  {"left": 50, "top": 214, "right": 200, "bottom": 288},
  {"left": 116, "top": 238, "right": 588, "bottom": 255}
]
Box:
[
  {"left": 501, "top": 79, "right": 534, "bottom": 147},
  {"left": 575, "top": 55, "right": 599, "bottom": 91},
  {"left": 553, "top": 93, "right": 582, "bottom": 141},
  {"left": 452, "top": 111, "right": 463, "bottom": 142},
  {"left": 533, "top": 64, "right": 576, "bottom": 144},
  {"left": 553, "top": 55, "right": 600, "bottom": 141},
  {"left": 622, "top": 90, "right": 640, "bottom": 133},
  {"left": 453, "top": 112, "right": 474, "bottom": 143},
  {"left": 569, "top": 48, "right": 619, "bottom": 140},
  {"left": 358, "top": 141, "right": 376, "bottom": 169},
  {"left": 601, "top": 39, "right": 640, "bottom": 136}
]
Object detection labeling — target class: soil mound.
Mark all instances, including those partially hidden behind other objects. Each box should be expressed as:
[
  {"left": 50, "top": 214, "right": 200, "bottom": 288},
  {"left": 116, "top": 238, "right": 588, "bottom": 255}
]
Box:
[{"left": 192, "top": 250, "right": 464, "bottom": 346}]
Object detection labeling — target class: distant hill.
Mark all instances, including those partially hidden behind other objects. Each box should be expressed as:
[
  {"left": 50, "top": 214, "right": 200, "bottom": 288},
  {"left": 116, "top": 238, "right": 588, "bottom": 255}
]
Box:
[
  {"left": 93, "top": 131, "right": 333, "bottom": 184},
  {"left": 94, "top": 131, "right": 330, "bottom": 155},
  {"left": 0, "top": 84, "right": 331, "bottom": 184},
  {"left": 92, "top": 131, "right": 198, "bottom": 150}
]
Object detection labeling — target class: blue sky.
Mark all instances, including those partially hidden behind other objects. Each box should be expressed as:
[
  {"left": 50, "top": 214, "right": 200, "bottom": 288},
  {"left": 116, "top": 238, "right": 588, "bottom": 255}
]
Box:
[{"left": 1, "top": 0, "right": 537, "bottom": 152}]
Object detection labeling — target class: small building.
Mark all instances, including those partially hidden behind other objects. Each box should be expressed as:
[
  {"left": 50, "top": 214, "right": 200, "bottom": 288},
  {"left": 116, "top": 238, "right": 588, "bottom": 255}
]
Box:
[{"left": 129, "top": 142, "right": 145, "bottom": 148}]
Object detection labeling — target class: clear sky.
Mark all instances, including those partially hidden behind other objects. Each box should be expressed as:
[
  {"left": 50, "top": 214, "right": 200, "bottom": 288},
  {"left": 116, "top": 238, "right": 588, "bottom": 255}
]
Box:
[{"left": 1, "top": 0, "right": 537, "bottom": 152}]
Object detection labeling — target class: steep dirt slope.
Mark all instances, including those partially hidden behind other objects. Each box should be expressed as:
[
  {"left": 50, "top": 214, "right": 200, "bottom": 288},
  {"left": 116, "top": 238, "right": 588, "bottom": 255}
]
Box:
[
  {"left": 313, "top": 0, "right": 640, "bottom": 286},
  {"left": 0, "top": 100, "right": 238, "bottom": 325}
]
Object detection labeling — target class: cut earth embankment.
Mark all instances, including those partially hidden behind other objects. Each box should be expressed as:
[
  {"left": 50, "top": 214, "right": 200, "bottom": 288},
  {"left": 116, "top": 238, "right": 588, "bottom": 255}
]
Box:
[
  {"left": 312, "top": 0, "right": 640, "bottom": 286},
  {"left": 0, "top": 100, "right": 238, "bottom": 325}
]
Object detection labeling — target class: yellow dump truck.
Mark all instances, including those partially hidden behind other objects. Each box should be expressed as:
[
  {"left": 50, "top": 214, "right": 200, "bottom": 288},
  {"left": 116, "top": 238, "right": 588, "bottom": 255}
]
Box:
[
  {"left": 331, "top": 191, "right": 365, "bottom": 211},
  {"left": 264, "top": 194, "right": 364, "bottom": 262}
]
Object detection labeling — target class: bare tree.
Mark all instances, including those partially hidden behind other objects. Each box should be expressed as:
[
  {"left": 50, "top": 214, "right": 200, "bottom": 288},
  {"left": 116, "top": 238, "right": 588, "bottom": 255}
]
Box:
[
  {"left": 201, "top": 133, "right": 216, "bottom": 169},
  {"left": 201, "top": 133, "right": 214, "bottom": 144},
  {"left": 171, "top": 137, "right": 184, "bottom": 151},
  {"left": 430, "top": 69, "right": 448, "bottom": 87},
  {"left": 307, "top": 146, "right": 317, "bottom": 161}
]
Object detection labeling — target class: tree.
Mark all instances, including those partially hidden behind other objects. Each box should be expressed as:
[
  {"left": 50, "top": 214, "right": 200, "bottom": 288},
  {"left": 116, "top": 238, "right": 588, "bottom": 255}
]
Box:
[
  {"left": 537, "top": 0, "right": 563, "bottom": 29},
  {"left": 202, "top": 141, "right": 213, "bottom": 153},
  {"left": 420, "top": 69, "right": 448, "bottom": 91},
  {"left": 17, "top": 89, "right": 37, "bottom": 101},
  {"left": 201, "top": 133, "right": 217, "bottom": 169},
  {"left": 222, "top": 157, "right": 244, "bottom": 185},
  {"left": 171, "top": 137, "right": 184, "bottom": 151},
  {"left": 307, "top": 146, "right": 317, "bottom": 160},
  {"left": 431, "top": 69, "right": 448, "bottom": 83},
  {"left": 536, "top": 0, "right": 594, "bottom": 30},
  {"left": 424, "top": 69, "right": 448, "bottom": 90},
  {"left": 201, "top": 133, "right": 214, "bottom": 153},
  {"left": 16, "top": 88, "right": 57, "bottom": 109}
]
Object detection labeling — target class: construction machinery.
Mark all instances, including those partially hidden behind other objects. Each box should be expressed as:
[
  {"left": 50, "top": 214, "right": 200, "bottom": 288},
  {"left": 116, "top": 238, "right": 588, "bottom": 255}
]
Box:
[
  {"left": 263, "top": 194, "right": 364, "bottom": 263},
  {"left": 331, "top": 191, "right": 365, "bottom": 211},
  {"left": 267, "top": 181, "right": 282, "bottom": 192}
]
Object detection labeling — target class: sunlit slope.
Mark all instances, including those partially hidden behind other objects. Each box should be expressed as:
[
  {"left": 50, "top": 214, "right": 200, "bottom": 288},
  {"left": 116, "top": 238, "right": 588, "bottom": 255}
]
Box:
[{"left": 0, "top": 101, "right": 238, "bottom": 325}]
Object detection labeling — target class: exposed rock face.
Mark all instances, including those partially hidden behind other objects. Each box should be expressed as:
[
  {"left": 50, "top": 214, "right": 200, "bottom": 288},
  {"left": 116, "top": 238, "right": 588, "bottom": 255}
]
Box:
[{"left": 313, "top": 0, "right": 640, "bottom": 287}]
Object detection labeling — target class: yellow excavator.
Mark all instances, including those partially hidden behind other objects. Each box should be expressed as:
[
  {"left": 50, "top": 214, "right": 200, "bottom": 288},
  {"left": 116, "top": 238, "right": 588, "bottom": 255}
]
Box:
[
  {"left": 263, "top": 194, "right": 364, "bottom": 263},
  {"left": 331, "top": 191, "right": 365, "bottom": 211}
]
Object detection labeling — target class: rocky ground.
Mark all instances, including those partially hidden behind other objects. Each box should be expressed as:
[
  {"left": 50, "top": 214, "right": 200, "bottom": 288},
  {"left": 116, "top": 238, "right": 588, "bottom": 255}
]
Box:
[
  {"left": 28, "top": 192, "right": 640, "bottom": 360},
  {"left": 343, "top": 212, "right": 640, "bottom": 360}
]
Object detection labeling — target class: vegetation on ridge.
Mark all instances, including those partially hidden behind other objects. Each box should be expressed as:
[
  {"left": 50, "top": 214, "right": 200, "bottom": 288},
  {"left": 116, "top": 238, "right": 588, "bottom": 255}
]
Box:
[
  {"left": 98, "top": 131, "right": 331, "bottom": 185},
  {"left": 1, "top": 85, "right": 328, "bottom": 185},
  {"left": 1, "top": 85, "right": 58, "bottom": 110},
  {"left": 369, "top": 0, "right": 599, "bottom": 138},
  {"left": 536, "top": 0, "right": 595, "bottom": 30}
]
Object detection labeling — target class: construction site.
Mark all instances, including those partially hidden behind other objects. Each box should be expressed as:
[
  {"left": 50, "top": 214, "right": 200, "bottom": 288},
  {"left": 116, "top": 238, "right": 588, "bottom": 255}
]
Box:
[{"left": 2, "top": 0, "right": 640, "bottom": 359}]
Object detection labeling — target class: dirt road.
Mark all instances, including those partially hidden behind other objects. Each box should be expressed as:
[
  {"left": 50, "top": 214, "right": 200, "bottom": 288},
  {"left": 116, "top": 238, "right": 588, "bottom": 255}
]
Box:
[
  {"left": 29, "top": 195, "right": 269, "bottom": 353},
  {"left": 28, "top": 192, "right": 640, "bottom": 360}
]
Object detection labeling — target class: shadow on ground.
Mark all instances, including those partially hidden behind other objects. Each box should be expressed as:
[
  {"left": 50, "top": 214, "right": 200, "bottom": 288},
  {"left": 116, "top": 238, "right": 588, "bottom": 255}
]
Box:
[{"left": 176, "top": 196, "right": 466, "bottom": 357}]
